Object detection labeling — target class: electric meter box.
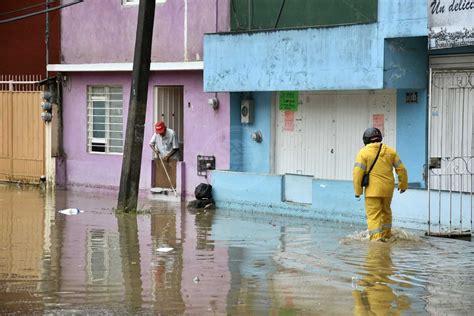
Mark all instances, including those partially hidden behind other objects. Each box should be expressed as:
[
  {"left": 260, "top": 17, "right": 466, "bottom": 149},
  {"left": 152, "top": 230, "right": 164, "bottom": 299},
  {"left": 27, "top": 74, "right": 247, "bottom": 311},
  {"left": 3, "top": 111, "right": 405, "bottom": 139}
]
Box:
[{"left": 240, "top": 99, "right": 254, "bottom": 124}]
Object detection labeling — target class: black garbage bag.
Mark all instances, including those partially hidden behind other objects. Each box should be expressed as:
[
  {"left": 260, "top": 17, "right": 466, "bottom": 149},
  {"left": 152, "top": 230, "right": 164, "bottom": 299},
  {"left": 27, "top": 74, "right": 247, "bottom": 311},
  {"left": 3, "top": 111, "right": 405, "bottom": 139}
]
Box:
[
  {"left": 188, "top": 183, "right": 214, "bottom": 209},
  {"left": 194, "top": 183, "right": 212, "bottom": 200},
  {"left": 187, "top": 183, "right": 214, "bottom": 210}
]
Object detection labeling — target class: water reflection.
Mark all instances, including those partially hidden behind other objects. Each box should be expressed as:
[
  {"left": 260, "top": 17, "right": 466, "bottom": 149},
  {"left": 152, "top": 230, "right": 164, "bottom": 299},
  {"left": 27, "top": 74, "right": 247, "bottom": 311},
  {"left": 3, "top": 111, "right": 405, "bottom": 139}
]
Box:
[
  {"left": 194, "top": 209, "right": 215, "bottom": 251},
  {"left": 116, "top": 213, "right": 143, "bottom": 310},
  {"left": 149, "top": 207, "right": 185, "bottom": 313},
  {"left": 180, "top": 208, "right": 230, "bottom": 314},
  {"left": 353, "top": 242, "right": 410, "bottom": 315},
  {"left": 0, "top": 185, "right": 46, "bottom": 313},
  {"left": 1, "top": 184, "right": 474, "bottom": 314}
]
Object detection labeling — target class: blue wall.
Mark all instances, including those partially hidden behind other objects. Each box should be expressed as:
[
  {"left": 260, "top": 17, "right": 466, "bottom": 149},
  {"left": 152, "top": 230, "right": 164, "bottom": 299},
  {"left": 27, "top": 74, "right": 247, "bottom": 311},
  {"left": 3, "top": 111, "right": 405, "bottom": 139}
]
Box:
[
  {"left": 384, "top": 37, "right": 428, "bottom": 89},
  {"left": 230, "top": 92, "right": 243, "bottom": 171},
  {"left": 242, "top": 92, "right": 272, "bottom": 173},
  {"left": 381, "top": 36, "right": 429, "bottom": 187},
  {"left": 312, "top": 180, "right": 364, "bottom": 220},
  {"left": 213, "top": 171, "right": 473, "bottom": 231},
  {"left": 396, "top": 89, "right": 427, "bottom": 187},
  {"left": 212, "top": 171, "right": 283, "bottom": 204},
  {"left": 230, "top": 92, "right": 272, "bottom": 173},
  {"left": 204, "top": 0, "right": 427, "bottom": 92},
  {"left": 205, "top": 24, "right": 381, "bottom": 92}
]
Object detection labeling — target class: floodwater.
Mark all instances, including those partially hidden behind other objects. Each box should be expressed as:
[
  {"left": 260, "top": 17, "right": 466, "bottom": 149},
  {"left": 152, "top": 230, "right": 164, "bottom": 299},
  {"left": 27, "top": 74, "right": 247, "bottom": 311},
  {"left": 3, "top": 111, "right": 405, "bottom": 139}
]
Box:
[{"left": 0, "top": 184, "right": 473, "bottom": 315}]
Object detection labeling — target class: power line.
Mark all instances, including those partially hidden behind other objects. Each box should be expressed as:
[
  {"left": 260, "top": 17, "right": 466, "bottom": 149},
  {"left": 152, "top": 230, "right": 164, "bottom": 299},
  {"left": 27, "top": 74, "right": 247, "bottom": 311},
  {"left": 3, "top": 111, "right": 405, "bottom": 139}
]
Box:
[
  {"left": 0, "top": 0, "right": 83, "bottom": 25},
  {"left": 0, "top": 0, "right": 56, "bottom": 17}
]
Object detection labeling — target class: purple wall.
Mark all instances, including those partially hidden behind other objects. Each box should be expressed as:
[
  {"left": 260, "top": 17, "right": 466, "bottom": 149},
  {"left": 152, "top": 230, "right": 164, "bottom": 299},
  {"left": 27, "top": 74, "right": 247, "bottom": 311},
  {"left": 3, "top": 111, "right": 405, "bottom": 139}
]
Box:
[
  {"left": 62, "top": 73, "right": 130, "bottom": 190},
  {"left": 60, "top": 0, "right": 231, "bottom": 63},
  {"left": 62, "top": 72, "right": 230, "bottom": 196}
]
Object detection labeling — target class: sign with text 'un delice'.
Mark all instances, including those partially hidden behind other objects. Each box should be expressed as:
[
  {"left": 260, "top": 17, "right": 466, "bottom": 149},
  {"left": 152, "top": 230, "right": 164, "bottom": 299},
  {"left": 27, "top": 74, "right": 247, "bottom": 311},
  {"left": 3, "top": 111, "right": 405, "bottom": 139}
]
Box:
[
  {"left": 428, "top": 0, "right": 474, "bottom": 49},
  {"left": 279, "top": 91, "right": 299, "bottom": 111}
]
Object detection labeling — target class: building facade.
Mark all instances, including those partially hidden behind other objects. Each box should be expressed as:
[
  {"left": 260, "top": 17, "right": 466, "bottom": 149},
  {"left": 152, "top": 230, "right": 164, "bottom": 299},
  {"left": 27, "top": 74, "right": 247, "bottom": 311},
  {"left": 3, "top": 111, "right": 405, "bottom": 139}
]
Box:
[
  {"left": 204, "top": 0, "right": 474, "bottom": 232},
  {"left": 48, "top": 0, "right": 232, "bottom": 198}
]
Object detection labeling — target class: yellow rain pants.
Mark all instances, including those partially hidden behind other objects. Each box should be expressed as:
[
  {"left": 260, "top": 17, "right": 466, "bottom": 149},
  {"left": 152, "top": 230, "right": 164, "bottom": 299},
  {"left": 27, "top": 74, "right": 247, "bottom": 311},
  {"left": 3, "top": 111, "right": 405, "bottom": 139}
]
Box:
[
  {"left": 365, "top": 196, "right": 393, "bottom": 241},
  {"left": 353, "top": 143, "right": 408, "bottom": 241}
]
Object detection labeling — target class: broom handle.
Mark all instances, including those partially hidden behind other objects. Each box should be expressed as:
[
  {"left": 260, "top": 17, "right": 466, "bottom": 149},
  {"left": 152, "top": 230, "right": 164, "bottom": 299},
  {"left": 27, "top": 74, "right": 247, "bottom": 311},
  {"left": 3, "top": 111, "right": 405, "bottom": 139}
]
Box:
[{"left": 153, "top": 149, "right": 178, "bottom": 197}]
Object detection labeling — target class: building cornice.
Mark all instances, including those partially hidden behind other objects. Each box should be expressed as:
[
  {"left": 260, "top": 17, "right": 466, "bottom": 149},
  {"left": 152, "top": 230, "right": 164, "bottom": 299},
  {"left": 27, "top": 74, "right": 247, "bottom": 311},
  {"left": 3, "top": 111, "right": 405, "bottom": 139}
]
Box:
[{"left": 47, "top": 61, "right": 203, "bottom": 72}]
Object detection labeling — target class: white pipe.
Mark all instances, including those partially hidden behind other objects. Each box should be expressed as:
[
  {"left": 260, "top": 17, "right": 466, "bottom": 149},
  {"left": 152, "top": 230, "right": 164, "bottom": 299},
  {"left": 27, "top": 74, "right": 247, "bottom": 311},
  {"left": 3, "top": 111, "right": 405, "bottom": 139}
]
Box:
[{"left": 427, "top": 67, "right": 432, "bottom": 235}]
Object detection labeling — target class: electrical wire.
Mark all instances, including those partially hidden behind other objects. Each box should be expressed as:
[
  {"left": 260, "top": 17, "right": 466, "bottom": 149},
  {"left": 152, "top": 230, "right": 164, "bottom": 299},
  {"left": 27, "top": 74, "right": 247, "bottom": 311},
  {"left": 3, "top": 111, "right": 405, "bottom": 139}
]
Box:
[
  {"left": 231, "top": 0, "right": 242, "bottom": 31},
  {"left": 274, "top": 0, "right": 286, "bottom": 29},
  {"left": 0, "top": 0, "right": 56, "bottom": 17},
  {"left": 0, "top": 0, "right": 83, "bottom": 25}
]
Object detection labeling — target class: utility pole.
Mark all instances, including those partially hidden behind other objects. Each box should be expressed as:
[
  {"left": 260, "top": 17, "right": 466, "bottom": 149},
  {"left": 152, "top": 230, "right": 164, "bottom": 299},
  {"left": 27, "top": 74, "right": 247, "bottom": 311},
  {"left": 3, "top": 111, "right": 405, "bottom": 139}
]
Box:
[{"left": 117, "top": 0, "right": 156, "bottom": 212}]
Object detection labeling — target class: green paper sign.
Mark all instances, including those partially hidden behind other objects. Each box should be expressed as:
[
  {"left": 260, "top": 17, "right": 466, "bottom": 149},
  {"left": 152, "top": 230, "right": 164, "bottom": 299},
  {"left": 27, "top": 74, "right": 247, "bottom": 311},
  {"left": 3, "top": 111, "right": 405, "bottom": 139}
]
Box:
[{"left": 279, "top": 91, "right": 299, "bottom": 111}]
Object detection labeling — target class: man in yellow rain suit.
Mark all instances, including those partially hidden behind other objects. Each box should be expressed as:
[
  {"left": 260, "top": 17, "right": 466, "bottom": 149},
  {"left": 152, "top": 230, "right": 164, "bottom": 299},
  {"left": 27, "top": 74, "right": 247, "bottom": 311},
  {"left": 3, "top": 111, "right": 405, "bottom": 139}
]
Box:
[{"left": 353, "top": 127, "right": 408, "bottom": 241}]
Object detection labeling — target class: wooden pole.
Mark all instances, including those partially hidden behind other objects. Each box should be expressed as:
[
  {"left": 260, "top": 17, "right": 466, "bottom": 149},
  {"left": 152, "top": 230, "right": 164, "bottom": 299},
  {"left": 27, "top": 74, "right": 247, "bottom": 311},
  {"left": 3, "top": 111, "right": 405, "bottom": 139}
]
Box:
[{"left": 117, "top": 0, "right": 156, "bottom": 212}]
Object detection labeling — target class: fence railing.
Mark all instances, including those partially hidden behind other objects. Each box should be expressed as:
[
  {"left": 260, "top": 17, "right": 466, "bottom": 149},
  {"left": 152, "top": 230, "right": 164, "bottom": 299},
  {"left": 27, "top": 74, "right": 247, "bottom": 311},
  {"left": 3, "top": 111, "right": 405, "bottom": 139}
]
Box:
[{"left": 0, "top": 75, "right": 42, "bottom": 91}]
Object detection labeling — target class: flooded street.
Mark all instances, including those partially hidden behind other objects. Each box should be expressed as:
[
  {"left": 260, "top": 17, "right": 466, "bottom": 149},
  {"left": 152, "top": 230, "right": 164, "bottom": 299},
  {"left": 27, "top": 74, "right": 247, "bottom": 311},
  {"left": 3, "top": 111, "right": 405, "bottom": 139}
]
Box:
[{"left": 1, "top": 184, "right": 473, "bottom": 314}]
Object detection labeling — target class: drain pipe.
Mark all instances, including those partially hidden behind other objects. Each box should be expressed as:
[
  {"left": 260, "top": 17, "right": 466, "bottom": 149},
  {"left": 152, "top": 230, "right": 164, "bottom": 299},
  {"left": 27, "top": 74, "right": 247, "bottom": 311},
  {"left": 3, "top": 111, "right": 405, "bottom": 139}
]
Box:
[{"left": 427, "top": 67, "right": 432, "bottom": 236}]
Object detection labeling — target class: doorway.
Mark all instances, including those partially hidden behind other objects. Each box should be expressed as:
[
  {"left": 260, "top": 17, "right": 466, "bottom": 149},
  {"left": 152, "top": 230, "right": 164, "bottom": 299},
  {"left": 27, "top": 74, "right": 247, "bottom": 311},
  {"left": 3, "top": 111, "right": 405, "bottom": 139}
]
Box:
[{"left": 152, "top": 86, "right": 184, "bottom": 189}]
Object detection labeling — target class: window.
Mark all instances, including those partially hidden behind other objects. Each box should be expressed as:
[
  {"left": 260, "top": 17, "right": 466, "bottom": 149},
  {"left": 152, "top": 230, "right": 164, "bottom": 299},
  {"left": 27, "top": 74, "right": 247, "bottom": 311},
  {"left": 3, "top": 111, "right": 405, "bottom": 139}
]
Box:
[{"left": 87, "top": 86, "right": 123, "bottom": 154}]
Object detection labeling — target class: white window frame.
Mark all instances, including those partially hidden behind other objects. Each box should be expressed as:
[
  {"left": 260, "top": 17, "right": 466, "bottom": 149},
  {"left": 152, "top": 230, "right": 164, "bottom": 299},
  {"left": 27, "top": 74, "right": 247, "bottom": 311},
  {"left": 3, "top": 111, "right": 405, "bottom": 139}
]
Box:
[{"left": 87, "top": 86, "right": 124, "bottom": 154}]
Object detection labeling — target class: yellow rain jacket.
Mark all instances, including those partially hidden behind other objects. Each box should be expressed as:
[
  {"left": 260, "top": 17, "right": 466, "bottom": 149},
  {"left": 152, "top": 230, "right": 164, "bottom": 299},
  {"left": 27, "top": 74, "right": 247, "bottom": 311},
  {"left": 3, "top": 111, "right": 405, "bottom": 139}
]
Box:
[{"left": 353, "top": 143, "right": 408, "bottom": 197}]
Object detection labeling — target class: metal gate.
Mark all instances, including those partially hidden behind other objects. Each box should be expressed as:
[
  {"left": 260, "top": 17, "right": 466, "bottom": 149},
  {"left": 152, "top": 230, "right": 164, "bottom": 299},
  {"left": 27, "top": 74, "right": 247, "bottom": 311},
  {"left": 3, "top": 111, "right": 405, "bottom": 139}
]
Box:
[
  {"left": 0, "top": 75, "right": 44, "bottom": 184},
  {"left": 428, "top": 70, "right": 473, "bottom": 238}
]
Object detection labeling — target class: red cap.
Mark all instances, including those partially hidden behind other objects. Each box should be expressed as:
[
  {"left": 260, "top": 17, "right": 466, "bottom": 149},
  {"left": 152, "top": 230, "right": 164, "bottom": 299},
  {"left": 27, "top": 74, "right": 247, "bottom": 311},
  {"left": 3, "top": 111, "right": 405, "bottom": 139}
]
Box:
[{"left": 155, "top": 121, "right": 166, "bottom": 134}]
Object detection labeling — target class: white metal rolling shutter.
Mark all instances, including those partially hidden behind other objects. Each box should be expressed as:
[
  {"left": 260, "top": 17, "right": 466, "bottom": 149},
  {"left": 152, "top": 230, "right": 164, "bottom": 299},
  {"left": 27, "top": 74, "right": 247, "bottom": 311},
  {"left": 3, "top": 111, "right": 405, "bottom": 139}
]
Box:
[
  {"left": 429, "top": 70, "right": 474, "bottom": 192},
  {"left": 275, "top": 90, "right": 397, "bottom": 180},
  {"left": 427, "top": 55, "right": 474, "bottom": 233}
]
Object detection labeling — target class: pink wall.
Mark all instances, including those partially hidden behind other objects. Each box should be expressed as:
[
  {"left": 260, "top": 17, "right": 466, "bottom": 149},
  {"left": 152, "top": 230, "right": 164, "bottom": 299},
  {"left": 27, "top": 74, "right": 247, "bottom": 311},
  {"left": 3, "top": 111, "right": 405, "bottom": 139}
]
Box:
[
  {"left": 60, "top": 0, "right": 231, "bottom": 63},
  {"left": 62, "top": 71, "right": 230, "bottom": 197}
]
